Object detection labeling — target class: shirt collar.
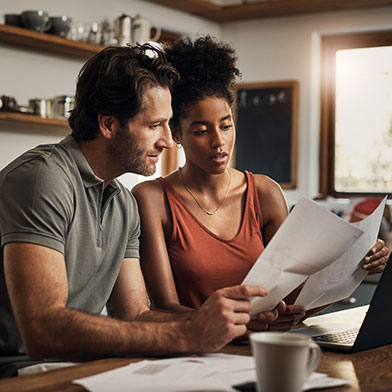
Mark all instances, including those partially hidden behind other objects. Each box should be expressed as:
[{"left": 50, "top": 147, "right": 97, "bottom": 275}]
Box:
[{"left": 60, "top": 134, "right": 115, "bottom": 189}]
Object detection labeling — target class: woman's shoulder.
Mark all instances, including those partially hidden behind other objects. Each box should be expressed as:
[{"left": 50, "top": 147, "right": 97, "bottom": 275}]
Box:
[
  {"left": 131, "top": 178, "right": 167, "bottom": 208},
  {"left": 248, "top": 172, "right": 288, "bottom": 211},
  {"left": 132, "top": 175, "right": 176, "bottom": 225},
  {"left": 250, "top": 173, "right": 284, "bottom": 194},
  {"left": 132, "top": 177, "right": 162, "bottom": 194}
]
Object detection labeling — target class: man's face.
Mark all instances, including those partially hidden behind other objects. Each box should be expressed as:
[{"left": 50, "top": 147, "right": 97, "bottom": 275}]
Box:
[{"left": 108, "top": 86, "right": 173, "bottom": 176}]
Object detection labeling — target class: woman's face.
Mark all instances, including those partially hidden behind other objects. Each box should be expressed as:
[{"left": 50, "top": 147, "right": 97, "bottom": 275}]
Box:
[{"left": 177, "top": 96, "right": 235, "bottom": 174}]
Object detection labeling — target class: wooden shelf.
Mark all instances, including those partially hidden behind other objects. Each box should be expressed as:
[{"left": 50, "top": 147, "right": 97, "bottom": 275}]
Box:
[
  {"left": 0, "top": 112, "right": 70, "bottom": 132},
  {"left": 146, "top": 0, "right": 392, "bottom": 22},
  {"left": 0, "top": 112, "right": 176, "bottom": 175},
  {"left": 0, "top": 24, "right": 181, "bottom": 60},
  {"left": 0, "top": 24, "right": 102, "bottom": 59},
  {"left": 0, "top": 23, "right": 180, "bottom": 136}
]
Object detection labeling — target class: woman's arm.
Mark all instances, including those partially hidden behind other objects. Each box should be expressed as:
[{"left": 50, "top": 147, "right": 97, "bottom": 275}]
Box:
[
  {"left": 253, "top": 174, "right": 289, "bottom": 246},
  {"left": 132, "top": 180, "right": 192, "bottom": 313}
]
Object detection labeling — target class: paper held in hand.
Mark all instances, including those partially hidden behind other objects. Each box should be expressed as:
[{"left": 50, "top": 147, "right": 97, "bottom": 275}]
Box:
[
  {"left": 294, "top": 196, "right": 387, "bottom": 310},
  {"left": 242, "top": 196, "right": 386, "bottom": 316}
]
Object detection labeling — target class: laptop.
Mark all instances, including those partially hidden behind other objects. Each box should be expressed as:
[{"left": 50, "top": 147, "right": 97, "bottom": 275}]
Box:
[{"left": 294, "top": 252, "right": 392, "bottom": 353}]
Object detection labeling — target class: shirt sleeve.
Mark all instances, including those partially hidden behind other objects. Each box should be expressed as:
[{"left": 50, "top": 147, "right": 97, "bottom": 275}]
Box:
[
  {"left": 124, "top": 190, "right": 140, "bottom": 259},
  {"left": 0, "top": 156, "right": 74, "bottom": 254}
]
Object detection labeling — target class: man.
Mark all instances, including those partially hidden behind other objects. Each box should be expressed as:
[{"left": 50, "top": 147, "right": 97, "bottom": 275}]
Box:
[{"left": 0, "top": 45, "right": 270, "bottom": 372}]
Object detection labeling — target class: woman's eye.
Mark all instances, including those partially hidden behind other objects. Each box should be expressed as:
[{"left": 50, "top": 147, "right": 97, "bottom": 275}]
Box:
[
  {"left": 195, "top": 129, "right": 207, "bottom": 135},
  {"left": 222, "top": 124, "right": 233, "bottom": 131},
  {"left": 149, "top": 123, "right": 160, "bottom": 130}
]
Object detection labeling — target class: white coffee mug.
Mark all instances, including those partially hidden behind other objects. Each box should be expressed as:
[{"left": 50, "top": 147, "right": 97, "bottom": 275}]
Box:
[{"left": 250, "top": 332, "right": 321, "bottom": 392}]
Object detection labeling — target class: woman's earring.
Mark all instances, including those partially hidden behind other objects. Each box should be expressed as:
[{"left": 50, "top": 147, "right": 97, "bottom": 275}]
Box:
[{"left": 176, "top": 143, "right": 182, "bottom": 150}]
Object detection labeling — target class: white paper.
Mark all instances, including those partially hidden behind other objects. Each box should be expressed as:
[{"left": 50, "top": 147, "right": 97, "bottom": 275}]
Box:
[
  {"left": 295, "top": 196, "right": 387, "bottom": 310},
  {"left": 242, "top": 197, "right": 364, "bottom": 315},
  {"left": 73, "top": 354, "right": 349, "bottom": 392},
  {"left": 18, "top": 362, "right": 78, "bottom": 376},
  {"left": 73, "top": 354, "right": 254, "bottom": 392}
]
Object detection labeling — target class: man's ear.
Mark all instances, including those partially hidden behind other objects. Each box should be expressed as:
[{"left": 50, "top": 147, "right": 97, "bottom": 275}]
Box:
[{"left": 98, "top": 114, "right": 118, "bottom": 139}]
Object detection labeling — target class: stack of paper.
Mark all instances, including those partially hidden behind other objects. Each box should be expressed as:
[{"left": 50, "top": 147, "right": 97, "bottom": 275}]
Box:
[
  {"left": 295, "top": 196, "right": 386, "bottom": 309},
  {"left": 73, "top": 354, "right": 349, "bottom": 392},
  {"left": 242, "top": 196, "right": 386, "bottom": 315}
]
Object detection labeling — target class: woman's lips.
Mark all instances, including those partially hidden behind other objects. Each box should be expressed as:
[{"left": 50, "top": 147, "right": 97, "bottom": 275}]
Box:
[{"left": 211, "top": 152, "right": 228, "bottom": 164}]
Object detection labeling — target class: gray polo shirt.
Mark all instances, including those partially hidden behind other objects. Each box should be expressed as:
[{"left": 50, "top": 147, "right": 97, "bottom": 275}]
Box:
[{"left": 0, "top": 135, "right": 140, "bottom": 354}]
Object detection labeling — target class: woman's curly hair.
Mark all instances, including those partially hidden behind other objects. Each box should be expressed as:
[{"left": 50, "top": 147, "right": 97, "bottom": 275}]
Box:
[{"left": 165, "top": 35, "right": 241, "bottom": 130}]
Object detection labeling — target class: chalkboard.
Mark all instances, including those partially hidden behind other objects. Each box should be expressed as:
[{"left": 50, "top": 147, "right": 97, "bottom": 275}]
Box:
[{"left": 235, "top": 81, "right": 298, "bottom": 189}]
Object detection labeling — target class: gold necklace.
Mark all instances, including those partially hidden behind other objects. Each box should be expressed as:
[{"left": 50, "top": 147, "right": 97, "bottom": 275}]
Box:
[{"left": 178, "top": 167, "right": 231, "bottom": 216}]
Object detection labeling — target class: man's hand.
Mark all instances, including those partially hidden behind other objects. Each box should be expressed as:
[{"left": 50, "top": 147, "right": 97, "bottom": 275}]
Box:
[{"left": 184, "top": 285, "right": 268, "bottom": 353}]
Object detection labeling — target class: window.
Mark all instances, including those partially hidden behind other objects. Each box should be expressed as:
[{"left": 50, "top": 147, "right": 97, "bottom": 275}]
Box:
[{"left": 320, "top": 31, "right": 392, "bottom": 197}]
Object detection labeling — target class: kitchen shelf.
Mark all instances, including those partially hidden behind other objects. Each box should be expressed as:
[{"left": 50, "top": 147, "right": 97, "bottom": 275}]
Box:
[
  {"left": 0, "top": 112, "right": 70, "bottom": 132},
  {"left": 0, "top": 24, "right": 102, "bottom": 59},
  {"left": 146, "top": 0, "right": 392, "bottom": 22},
  {"left": 0, "top": 24, "right": 181, "bottom": 60},
  {"left": 0, "top": 112, "right": 177, "bottom": 175}
]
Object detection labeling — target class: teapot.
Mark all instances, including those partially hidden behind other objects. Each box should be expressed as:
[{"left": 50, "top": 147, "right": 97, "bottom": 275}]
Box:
[{"left": 132, "top": 15, "right": 161, "bottom": 45}]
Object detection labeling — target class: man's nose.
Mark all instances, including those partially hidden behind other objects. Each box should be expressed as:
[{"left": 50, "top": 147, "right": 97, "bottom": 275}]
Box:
[{"left": 158, "top": 124, "right": 174, "bottom": 149}]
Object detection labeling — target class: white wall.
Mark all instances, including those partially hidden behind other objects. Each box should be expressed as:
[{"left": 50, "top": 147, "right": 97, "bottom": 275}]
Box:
[
  {"left": 221, "top": 6, "right": 392, "bottom": 204},
  {"left": 0, "top": 0, "right": 220, "bottom": 189}
]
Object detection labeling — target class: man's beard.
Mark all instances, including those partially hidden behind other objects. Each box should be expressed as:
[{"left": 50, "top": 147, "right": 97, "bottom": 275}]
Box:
[{"left": 108, "top": 127, "right": 157, "bottom": 177}]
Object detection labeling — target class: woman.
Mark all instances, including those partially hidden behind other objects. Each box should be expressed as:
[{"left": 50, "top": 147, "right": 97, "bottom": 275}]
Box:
[{"left": 132, "top": 36, "right": 389, "bottom": 332}]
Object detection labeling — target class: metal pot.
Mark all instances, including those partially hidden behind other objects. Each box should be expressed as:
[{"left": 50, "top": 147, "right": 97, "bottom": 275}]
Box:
[
  {"left": 29, "top": 98, "right": 51, "bottom": 118},
  {"left": 51, "top": 95, "right": 74, "bottom": 118}
]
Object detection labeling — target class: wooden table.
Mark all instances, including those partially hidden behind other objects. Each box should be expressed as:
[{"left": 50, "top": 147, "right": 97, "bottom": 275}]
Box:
[{"left": 0, "top": 342, "right": 391, "bottom": 392}]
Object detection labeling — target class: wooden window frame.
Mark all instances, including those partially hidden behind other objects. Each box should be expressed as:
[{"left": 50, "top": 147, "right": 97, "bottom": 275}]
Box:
[{"left": 320, "top": 30, "right": 392, "bottom": 197}]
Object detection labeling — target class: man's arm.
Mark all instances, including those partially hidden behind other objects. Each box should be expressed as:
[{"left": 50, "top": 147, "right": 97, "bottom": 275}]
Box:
[{"left": 5, "top": 242, "right": 266, "bottom": 361}]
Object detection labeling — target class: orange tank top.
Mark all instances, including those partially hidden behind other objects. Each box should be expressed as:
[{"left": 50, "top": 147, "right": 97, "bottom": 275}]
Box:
[{"left": 157, "top": 171, "right": 264, "bottom": 308}]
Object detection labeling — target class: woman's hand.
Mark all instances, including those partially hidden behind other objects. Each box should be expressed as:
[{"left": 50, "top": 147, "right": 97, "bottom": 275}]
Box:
[
  {"left": 246, "top": 301, "right": 305, "bottom": 333},
  {"left": 362, "top": 239, "right": 390, "bottom": 275},
  {"left": 231, "top": 301, "right": 284, "bottom": 343},
  {"left": 267, "top": 303, "right": 306, "bottom": 332},
  {"left": 246, "top": 301, "right": 284, "bottom": 332}
]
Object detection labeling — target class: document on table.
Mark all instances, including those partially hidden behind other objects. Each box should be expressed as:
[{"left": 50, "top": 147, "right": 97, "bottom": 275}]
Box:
[
  {"left": 242, "top": 197, "right": 364, "bottom": 316},
  {"left": 294, "top": 196, "right": 387, "bottom": 310},
  {"left": 73, "top": 353, "right": 349, "bottom": 392}
]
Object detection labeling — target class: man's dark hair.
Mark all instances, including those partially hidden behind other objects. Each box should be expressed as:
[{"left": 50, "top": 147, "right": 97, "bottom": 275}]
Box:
[
  {"left": 164, "top": 36, "right": 240, "bottom": 131},
  {"left": 68, "top": 44, "right": 179, "bottom": 141}
]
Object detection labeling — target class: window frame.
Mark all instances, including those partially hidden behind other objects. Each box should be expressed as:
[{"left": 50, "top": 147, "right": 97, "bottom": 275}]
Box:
[{"left": 320, "top": 30, "right": 392, "bottom": 197}]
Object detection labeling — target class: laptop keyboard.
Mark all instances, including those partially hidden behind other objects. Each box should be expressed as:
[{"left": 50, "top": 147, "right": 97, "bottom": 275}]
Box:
[{"left": 312, "top": 328, "right": 359, "bottom": 345}]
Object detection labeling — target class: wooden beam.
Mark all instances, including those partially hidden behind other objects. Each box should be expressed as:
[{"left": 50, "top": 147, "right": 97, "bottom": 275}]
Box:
[
  {"left": 146, "top": 0, "right": 221, "bottom": 15},
  {"left": 146, "top": 0, "right": 392, "bottom": 22}
]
